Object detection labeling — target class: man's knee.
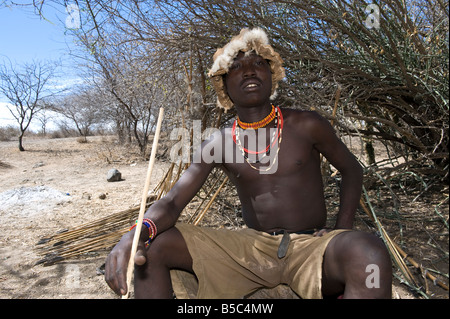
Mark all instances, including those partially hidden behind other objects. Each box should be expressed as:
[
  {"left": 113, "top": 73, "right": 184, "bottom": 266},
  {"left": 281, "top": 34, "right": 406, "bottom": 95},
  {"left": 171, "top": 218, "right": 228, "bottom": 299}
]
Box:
[
  {"left": 146, "top": 227, "right": 178, "bottom": 260},
  {"left": 146, "top": 226, "right": 193, "bottom": 270},
  {"left": 356, "top": 233, "right": 391, "bottom": 271},
  {"left": 337, "top": 232, "right": 392, "bottom": 297},
  {"left": 325, "top": 231, "right": 392, "bottom": 291},
  {"left": 333, "top": 231, "right": 389, "bottom": 263}
]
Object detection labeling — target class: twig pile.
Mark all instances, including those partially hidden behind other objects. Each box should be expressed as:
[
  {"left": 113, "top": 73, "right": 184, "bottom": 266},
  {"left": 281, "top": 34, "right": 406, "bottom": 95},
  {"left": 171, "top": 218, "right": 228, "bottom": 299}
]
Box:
[{"left": 35, "top": 202, "right": 152, "bottom": 266}]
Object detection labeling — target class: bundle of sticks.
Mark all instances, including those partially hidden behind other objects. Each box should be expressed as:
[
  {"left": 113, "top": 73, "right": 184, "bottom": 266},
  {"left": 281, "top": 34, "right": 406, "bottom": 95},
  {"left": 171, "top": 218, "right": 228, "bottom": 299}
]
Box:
[{"left": 35, "top": 201, "right": 151, "bottom": 266}]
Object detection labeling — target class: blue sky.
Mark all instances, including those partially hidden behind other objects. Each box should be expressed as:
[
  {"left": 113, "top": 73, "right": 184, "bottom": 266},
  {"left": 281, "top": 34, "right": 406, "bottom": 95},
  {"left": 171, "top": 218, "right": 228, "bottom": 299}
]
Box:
[
  {"left": 0, "top": 4, "right": 80, "bottom": 130},
  {"left": 0, "top": 5, "right": 69, "bottom": 63}
]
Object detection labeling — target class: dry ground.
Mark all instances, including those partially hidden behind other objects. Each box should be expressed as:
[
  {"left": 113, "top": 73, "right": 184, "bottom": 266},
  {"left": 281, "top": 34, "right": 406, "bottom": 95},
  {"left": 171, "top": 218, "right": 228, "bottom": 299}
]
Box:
[{"left": 0, "top": 135, "right": 448, "bottom": 299}]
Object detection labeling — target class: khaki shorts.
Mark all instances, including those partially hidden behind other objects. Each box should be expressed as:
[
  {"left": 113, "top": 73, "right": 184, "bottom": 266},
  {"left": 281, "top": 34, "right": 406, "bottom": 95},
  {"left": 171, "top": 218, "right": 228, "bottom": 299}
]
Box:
[{"left": 175, "top": 223, "right": 348, "bottom": 299}]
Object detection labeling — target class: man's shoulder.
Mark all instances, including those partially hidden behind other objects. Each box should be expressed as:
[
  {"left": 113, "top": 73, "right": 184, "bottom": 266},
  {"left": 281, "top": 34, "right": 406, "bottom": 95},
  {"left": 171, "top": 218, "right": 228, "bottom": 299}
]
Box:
[{"left": 281, "top": 107, "right": 327, "bottom": 126}]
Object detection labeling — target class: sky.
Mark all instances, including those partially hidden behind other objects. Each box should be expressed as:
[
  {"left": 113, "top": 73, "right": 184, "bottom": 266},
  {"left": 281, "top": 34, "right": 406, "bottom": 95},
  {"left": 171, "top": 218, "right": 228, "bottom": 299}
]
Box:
[{"left": 0, "top": 3, "right": 81, "bottom": 131}]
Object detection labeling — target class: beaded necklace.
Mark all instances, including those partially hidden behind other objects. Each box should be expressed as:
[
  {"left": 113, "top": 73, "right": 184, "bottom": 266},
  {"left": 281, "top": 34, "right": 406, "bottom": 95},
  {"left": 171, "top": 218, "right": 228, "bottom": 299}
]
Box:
[
  {"left": 237, "top": 105, "right": 276, "bottom": 130},
  {"left": 232, "top": 106, "right": 281, "bottom": 155},
  {"left": 232, "top": 106, "right": 283, "bottom": 171}
]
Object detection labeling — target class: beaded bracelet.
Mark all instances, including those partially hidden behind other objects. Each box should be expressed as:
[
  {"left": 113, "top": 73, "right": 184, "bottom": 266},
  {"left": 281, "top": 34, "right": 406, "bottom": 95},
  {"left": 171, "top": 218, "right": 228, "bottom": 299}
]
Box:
[{"left": 129, "top": 218, "right": 158, "bottom": 246}]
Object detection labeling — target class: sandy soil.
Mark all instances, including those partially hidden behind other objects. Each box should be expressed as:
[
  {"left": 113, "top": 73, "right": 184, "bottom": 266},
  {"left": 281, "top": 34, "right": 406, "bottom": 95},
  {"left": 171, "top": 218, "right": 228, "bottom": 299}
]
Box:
[
  {"left": 0, "top": 135, "right": 448, "bottom": 299},
  {"left": 0, "top": 136, "right": 170, "bottom": 299}
]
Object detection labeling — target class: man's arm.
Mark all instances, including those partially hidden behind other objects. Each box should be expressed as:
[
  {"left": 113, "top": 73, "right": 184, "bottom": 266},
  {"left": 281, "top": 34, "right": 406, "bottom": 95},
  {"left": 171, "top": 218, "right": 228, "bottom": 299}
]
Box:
[
  {"left": 308, "top": 112, "right": 363, "bottom": 231},
  {"left": 105, "top": 133, "right": 219, "bottom": 295},
  {"left": 146, "top": 129, "right": 226, "bottom": 231},
  {"left": 144, "top": 160, "right": 216, "bottom": 232}
]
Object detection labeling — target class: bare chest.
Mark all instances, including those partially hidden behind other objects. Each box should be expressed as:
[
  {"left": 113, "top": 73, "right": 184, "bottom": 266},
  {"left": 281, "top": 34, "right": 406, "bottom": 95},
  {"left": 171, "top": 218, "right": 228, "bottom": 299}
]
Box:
[{"left": 222, "top": 126, "right": 320, "bottom": 181}]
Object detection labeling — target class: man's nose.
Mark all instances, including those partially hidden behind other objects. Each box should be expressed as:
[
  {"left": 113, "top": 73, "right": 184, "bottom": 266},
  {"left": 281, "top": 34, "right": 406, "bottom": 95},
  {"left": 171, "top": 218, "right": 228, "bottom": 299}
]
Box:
[{"left": 242, "top": 62, "right": 256, "bottom": 77}]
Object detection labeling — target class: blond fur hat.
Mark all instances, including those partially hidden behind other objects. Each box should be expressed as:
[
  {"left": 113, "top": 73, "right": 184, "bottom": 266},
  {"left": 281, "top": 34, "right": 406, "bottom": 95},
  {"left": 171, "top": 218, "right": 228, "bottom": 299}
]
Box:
[{"left": 208, "top": 28, "right": 285, "bottom": 111}]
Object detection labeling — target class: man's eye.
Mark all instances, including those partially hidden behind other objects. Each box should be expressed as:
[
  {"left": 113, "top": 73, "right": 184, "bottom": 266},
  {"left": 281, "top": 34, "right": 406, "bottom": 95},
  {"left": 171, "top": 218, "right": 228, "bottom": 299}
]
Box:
[{"left": 229, "top": 63, "right": 239, "bottom": 70}]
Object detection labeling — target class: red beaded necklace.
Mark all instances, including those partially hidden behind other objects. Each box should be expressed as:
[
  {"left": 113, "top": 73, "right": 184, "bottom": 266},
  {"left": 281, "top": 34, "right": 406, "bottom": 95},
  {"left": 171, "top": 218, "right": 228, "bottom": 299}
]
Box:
[
  {"left": 237, "top": 105, "right": 276, "bottom": 130},
  {"left": 232, "top": 106, "right": 283, "bottom": 156}
]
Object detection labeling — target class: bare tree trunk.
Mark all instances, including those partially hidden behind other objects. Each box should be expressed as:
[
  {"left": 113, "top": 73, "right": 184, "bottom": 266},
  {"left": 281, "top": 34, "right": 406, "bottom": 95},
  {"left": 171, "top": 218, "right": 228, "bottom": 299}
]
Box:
[{"left": 18, "top": 133, "right": 25, "bottom": 152}]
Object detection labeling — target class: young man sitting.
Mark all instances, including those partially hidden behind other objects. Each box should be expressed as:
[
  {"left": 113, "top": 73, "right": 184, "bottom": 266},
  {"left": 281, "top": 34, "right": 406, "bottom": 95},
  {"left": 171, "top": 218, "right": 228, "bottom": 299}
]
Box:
[{"left": 105, "top": 28, "right": 392, "bottom": 299}]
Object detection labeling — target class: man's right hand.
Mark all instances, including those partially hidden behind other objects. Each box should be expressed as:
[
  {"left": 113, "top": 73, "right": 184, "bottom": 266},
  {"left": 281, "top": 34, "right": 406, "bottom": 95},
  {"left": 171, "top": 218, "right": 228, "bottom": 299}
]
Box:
[{"left": 104, "top": 229, "right": 148, "bottom": 296}]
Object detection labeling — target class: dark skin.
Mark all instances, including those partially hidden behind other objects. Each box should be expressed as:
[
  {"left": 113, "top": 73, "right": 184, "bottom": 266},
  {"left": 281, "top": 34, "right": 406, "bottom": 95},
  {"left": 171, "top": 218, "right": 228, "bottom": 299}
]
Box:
[{"left": 105, "top": 51, "right": 392, "bottom": 298}]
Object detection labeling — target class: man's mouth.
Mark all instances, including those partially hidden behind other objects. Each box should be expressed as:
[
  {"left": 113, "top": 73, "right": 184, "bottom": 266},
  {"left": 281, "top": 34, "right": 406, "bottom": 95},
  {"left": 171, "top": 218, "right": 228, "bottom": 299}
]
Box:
[{"left": 241, "top": 79, "right": 261, "bottom": 90}]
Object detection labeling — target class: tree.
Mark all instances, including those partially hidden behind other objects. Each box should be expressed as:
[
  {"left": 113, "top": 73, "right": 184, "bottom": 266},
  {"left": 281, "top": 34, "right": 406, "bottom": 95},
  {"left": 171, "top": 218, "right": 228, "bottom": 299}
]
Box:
[
  {"left": 0, "top": 59, "right": 58, "bottom": 151},
  {"left": 50, "top": 85, "right": 107, "bottom": 140},
  {"left": 68, "top": 9, "right": 190, "bottom": 155}
]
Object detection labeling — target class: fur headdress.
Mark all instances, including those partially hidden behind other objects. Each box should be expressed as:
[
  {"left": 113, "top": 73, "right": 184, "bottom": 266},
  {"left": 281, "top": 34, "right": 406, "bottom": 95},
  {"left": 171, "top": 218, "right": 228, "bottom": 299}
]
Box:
[{"left": 208, "top": 28, "right": 285, "bottom": 111}]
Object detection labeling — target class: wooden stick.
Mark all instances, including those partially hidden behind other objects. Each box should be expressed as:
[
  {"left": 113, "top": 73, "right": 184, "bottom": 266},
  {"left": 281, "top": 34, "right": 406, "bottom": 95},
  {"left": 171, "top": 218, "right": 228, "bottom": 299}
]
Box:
[
  {"left": 329, "top": 85, "right": 341, "bottom": 127},
  {"left": 123, "top": 107, "right": 164, "bottom": 299},
  {"left": 359, "top": 197, "right": 418, "bottom": 285},
  {"left": 392, "top": 241, "right": 449, "bottom": 291}
]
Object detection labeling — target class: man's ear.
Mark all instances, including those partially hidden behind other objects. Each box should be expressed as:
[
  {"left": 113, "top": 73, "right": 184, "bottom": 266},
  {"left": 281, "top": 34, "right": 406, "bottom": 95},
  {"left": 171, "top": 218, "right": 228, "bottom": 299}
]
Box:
[
  {"left": 222, "top": 74, "right": 227, "bottom": 89},
  {"left": 222, "top": 75, "right": 232, "bottom": 102}
]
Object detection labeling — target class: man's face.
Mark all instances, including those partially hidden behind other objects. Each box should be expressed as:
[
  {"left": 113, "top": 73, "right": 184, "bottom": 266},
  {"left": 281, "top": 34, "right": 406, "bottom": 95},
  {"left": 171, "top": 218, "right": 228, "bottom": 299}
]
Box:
[{"left": 224, "top": 51, "right": 272, "bottom": 108}]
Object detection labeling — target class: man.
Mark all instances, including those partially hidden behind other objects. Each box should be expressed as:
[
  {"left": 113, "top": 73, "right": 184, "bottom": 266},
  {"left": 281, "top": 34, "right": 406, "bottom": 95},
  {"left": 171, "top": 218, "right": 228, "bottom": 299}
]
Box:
[{"left": 105, "top": 28, "right": 392, "bottom": 299}]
